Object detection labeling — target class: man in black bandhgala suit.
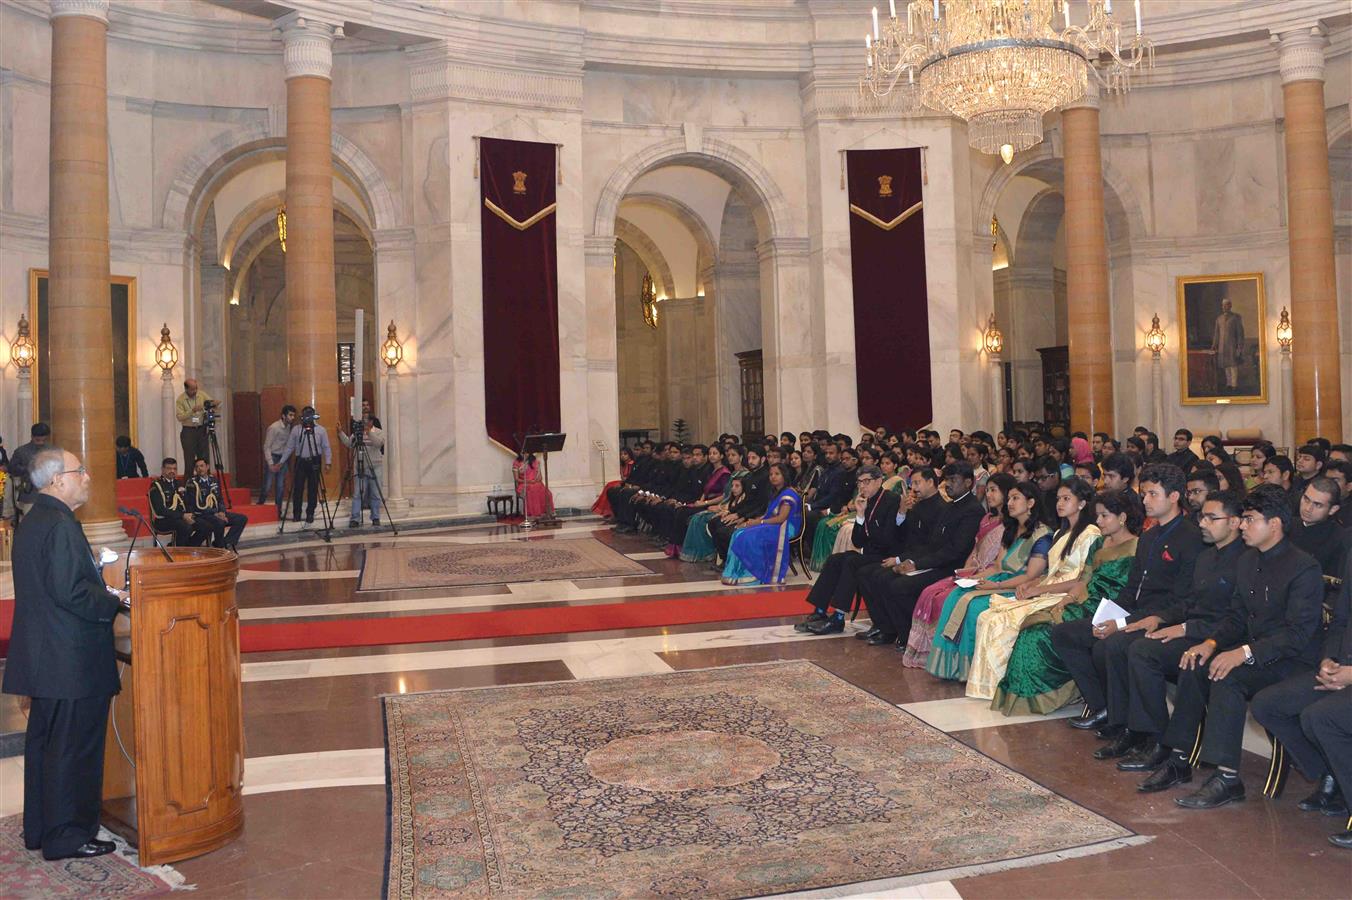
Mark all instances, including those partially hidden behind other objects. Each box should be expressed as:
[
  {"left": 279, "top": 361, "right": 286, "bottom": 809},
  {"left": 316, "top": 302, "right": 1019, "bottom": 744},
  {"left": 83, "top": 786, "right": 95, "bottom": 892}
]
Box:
[{"left": 2, "top": 447, "right": 122, "bottom": 860}]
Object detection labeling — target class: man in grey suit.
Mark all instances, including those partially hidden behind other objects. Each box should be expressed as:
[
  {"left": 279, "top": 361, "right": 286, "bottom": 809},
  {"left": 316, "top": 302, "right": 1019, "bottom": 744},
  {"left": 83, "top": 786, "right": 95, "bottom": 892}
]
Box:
[{"left": 1211, "top": 297, "right": 1245, "bottom": 393}]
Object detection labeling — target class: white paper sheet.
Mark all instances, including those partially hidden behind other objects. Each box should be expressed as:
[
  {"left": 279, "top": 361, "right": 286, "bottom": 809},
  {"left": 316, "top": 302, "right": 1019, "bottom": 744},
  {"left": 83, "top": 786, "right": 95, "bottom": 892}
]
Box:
[{"left": 1091, "top": 598, "right": 1130, "bottom": 627}]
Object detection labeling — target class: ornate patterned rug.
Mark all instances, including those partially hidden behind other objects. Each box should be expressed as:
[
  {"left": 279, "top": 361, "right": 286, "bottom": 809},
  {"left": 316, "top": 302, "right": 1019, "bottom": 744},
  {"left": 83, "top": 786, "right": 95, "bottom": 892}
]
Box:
[
  {"left": 0, "top": 817, "right": 188, "bottom": 897},
  {"left": 357, "top": 538, "right": 653, "bottom": 591},
  {"left": 383, "top": 661, "right": 1144, "bottom": 898}
]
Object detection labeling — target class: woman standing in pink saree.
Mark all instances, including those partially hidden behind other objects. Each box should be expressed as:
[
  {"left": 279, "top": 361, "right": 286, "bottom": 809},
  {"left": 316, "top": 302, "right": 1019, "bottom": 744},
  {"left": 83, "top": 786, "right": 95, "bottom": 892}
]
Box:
[
  {"left": 513, "top": 453, "right": 555, "bottom": 526},
  {"left": 901, "top": 472, "right": 1015, "bottom": 668}
]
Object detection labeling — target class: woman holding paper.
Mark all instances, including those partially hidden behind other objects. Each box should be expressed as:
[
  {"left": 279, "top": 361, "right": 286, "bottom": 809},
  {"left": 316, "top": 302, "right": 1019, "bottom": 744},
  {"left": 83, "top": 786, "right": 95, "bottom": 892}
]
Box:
[
  {"left": 965, "top": 478, "right": 1102, "bottom": 699},
  {"left": 990, "top": 489, "right": 1144, "bottom": 716},
  {"left": 927, "top": 482, "right": 1052, "bottom": 682}
]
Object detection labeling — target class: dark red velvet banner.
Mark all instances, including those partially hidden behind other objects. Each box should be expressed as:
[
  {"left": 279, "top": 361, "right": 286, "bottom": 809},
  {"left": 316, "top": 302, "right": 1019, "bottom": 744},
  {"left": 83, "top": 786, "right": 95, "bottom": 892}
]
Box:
[
  {"left": 847, "top": 148, "right": 931, "bottom": 431},
  {"left": 480, "top": 137, "right": 561, "bottom": 451}
]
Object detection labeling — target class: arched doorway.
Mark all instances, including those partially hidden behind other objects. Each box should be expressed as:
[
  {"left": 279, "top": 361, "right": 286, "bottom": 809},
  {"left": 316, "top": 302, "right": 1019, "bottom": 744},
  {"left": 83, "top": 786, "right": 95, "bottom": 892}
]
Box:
[{"left": 599, "top": 151, "right": 787, "bottom": 443}]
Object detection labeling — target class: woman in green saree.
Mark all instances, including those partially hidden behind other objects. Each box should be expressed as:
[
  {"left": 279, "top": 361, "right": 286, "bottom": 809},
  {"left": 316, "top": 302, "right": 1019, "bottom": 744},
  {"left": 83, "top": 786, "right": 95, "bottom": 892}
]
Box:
[
  {"left": 991, "top": 488, "right": 1145, "bottom": 716},
  {"left": 927, "top": 482, "right": 1053, "bottom": 683}
]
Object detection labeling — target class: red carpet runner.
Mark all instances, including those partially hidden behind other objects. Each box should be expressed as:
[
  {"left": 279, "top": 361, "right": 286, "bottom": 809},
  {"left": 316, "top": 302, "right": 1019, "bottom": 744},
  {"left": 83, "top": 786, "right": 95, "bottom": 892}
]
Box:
[{"left": 1, "top": 589, "right": 813, "bottom": 655}]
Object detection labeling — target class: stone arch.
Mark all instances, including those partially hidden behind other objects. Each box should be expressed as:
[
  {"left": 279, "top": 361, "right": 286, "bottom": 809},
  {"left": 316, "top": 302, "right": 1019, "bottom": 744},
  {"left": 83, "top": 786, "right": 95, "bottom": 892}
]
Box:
[
  {"left": 615, "top": 218, "right": 674, "bottom": 300},
  {"left": 163, "top": 130, "right": 399, "bottom": 235},
  {"left": 975, "top": 140, "right": 1146, "bottom": 248},
  {"left": 620, "top": 192, "right": 719, "bottom": 271},
  {"left": 593, "top": 136, "right": 793, "bottom": 243}
]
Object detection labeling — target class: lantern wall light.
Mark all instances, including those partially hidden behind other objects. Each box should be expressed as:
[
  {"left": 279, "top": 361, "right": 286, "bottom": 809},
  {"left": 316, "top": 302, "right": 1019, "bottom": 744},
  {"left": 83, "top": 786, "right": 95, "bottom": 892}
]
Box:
[
  {"left": 983, "top": 314, "right": 1004, "bottom": 356},
  {"left": 1145, "top": 314, "right": 1166, "bottom": 358},
  {"left": 154, "top": 323, "right": 179, "bottom": 372},
  {"left": 381, "top": 320, "right": 404, "bottom": 369},
  {"left": 10, "top": 313, "right": 35, "bottom": 370},
  {"left": 1276, "top": 307, "right": 1293, "bottom": 350}
]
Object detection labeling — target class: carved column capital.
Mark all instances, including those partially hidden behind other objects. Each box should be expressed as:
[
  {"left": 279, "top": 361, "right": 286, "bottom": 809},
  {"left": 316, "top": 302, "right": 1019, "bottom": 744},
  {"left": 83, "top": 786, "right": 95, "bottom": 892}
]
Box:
[
  {"left": 1274, "top": 28, "right": 1327, "bottom": 85},
  {"left": 49, "top": 0, "right": 108, "bottom": 23},
  {"left": 277, "top": 13, "right": 342, "bottom": 81}
]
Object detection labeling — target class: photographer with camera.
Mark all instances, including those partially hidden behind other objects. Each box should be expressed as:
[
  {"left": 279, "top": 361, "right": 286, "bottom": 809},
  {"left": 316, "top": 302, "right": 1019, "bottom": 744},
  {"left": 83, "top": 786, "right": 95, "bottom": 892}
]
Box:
[
  {"left": 339, "top": 413, "right": 384, "bottom": 527},
  {"left": 175, "top": 378, "right": 214, "bottom": 468},
  {"left": 273, "top": 406, "right": 332, "bottom": 528}
]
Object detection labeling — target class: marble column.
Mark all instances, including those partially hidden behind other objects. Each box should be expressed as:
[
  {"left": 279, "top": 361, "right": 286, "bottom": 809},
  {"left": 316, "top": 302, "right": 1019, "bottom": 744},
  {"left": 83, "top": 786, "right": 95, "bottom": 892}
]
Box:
[
  {"left": 1277, "top": 29, "right": 1343, "bottom": 442},
  {"left": 47, "top": 0, "right": 121, "bottom": 541},
  {"left": 1062, "top": 80, "right": 1115, "bottom": 437},
  {"left": 280, "top": 14, "right": 342, "bottom": 484}
]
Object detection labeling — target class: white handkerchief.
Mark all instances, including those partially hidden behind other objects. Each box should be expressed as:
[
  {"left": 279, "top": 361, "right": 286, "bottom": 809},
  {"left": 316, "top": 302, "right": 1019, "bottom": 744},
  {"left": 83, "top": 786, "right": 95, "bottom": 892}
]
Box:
[
  {"left": 903, "top": 568, "right": 933, "bottom": 577},
  {"left": 1092, "top": 598, "right": 1130, "bottom": 627},
  {"left": 954, "top": 578, "right": 980, "bottom": 589}
]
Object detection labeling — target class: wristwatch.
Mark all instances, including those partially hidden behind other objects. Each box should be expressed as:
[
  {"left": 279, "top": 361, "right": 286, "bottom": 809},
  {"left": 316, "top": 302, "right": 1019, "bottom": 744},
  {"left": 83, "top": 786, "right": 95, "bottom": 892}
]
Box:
[{"left": 1242, "top": 644, "right": 1254, "bottom": 664}]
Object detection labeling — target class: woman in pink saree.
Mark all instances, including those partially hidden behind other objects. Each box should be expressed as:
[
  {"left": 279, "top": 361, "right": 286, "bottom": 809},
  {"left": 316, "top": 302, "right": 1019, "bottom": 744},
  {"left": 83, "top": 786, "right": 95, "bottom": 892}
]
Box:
[{"left": 513, "top": 453, "right": 555, "bottom": 525}]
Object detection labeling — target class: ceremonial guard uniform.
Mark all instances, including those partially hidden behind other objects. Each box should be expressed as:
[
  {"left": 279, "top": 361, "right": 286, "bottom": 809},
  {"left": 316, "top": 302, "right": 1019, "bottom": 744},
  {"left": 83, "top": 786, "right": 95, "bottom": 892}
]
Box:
[
  {"left": 187, "top": 471, "right": 247, "bottom": 550},
  {"left": 148, "top": 474, "right": 208, "bottom": 546}
]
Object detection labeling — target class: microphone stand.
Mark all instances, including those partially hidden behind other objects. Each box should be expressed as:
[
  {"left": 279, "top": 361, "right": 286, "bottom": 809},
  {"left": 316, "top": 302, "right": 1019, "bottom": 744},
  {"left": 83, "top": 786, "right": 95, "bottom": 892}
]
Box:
[{"left": 117, "top": 506, "right": 174, "bottom": 596}]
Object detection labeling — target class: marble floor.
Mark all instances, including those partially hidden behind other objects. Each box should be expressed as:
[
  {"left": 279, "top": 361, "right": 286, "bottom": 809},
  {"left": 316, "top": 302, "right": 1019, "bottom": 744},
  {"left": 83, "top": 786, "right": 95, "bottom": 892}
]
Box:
[{"left": 2, "top": 516, "right": 1349, "bottom": 898}]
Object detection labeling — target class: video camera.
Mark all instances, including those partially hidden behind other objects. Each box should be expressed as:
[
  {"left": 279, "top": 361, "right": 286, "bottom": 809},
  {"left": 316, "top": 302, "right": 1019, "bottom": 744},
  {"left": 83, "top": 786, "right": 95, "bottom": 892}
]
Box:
[
  {"left": 300, "top": 408, "right": 321, "bottom": 430},
  {"left": 203, "top": 399, "right": 220, "bottom": 429}
]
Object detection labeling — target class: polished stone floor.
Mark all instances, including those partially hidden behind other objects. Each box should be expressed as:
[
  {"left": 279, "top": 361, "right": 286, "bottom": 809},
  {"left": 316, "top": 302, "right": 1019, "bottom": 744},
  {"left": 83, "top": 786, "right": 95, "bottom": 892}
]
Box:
[{"left": 2, "top": 516, "right": 1349, "bottom": 897}]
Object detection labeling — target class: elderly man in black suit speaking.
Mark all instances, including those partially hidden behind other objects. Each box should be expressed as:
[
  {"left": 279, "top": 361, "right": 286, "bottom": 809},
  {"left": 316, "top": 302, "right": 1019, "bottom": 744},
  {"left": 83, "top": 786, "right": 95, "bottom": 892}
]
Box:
[{"left": 2, "top": 447, "right": 123, "bottom": 860}]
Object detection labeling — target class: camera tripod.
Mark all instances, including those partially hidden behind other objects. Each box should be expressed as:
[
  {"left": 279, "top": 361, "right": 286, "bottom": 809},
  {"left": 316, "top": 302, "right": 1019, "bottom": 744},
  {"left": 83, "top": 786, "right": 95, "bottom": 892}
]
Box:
[
  {"left": 277, "top": 424, "right": 336, "bottom": 543},
  {"left": 204, "top": 414, "right": 231, "bottom": 509},
  {"left": 337, "top": 421, "right": 397, "bottom": 535}
]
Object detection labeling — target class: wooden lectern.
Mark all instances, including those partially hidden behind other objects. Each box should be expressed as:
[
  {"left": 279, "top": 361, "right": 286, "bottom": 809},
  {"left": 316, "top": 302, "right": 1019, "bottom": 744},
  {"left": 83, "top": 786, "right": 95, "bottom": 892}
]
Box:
[{"left": 102, "top": 546, "right": 244, "bottom": 865}]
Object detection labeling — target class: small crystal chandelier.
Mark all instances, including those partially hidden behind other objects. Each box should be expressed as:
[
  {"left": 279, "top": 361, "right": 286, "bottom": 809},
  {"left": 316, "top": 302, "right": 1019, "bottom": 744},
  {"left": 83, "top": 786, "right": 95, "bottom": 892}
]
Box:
[
  {"left": 861, "top": 1, "right": 1154, "bottom": 161},
  {"left": 640, "top": 273, "right": 660, "bottom": 330}
]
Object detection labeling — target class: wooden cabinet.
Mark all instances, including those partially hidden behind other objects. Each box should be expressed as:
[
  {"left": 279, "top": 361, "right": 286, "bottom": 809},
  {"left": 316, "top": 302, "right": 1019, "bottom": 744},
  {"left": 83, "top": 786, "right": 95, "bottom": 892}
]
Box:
[
  {"left": 103, "top": 547, "right": 244, "bottom": 865},
  {"left": 737, "top": 350, "right": 764, "bottom": 439},
  {"left": 1037, "top": 345, "right": 1070, "bottom": 432}
]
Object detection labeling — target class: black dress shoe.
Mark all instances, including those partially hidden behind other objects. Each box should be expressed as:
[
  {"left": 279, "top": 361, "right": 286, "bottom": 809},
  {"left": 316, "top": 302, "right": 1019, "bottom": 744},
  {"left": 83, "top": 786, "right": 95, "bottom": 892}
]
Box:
[
  {"left": 1069, "top": 708, "right": 1108, "bottom": 730},
  {"left": 44, "top": 839, "right": 116, "bottom": 861},
  {"left": 794, "top": 612, "right": 827, "bottom": 633},
  {"left": 855, "top": 626, "right": 882, "bottom": 641},
  {"left": 866, "top": 631, "right": 898, "bottom": 646},
  {"left": 1094, "top": 724, "right": 1125, "bottom": 740},
  {"left": 1329, "top": 830, "right": 1352, "bottom": 850},
  {"left": 1117, "top": 742, "right": 1171, "bottom": 772},
  {"left": 1297, "top": 775, "right": 1348, "bottom": 816},
  {"left": 1138, "top": 756, "right": 1192, "bottom": 793},
  {"left": 1176, "top": 771, "right": 1246, "bottom": 809},
  {"left": 1094, "top": 731, "right": 1148, "bottom": 760},
  {"left": 807, "top": 616, "right": 845, "bottom": 635}
]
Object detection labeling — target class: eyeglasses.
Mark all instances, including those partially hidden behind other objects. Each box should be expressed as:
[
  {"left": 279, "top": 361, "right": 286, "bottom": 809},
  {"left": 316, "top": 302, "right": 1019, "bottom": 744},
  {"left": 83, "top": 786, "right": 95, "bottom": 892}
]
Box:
[
  {"left": 1199, "top": 513, "right": 1233, "bottom": 523},
  {"left": 57, "top": 466, "right": 88, "bottom": 477}
]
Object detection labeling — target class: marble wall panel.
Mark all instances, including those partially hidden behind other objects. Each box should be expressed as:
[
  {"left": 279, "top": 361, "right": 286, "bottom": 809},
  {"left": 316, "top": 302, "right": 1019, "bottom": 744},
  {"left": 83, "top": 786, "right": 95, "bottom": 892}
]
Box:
[{"left": 2, "top": 83, "right": 50, "bottom": 216}]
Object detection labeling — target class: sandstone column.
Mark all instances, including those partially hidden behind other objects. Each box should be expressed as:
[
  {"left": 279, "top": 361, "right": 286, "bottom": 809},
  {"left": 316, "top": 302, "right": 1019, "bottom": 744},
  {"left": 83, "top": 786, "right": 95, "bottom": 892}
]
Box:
[
  {"left": 1277, "top": 28, "right": 1342, "bottom": 442},
  {"left": 1062, "top": 80, "right": 1115, "bottom": 437},
  {"left": 48, "top": 0, "right": 121, "bottom": 541},
  {"left": 280, "top": 14, "right": 341, "bottom": 485}
]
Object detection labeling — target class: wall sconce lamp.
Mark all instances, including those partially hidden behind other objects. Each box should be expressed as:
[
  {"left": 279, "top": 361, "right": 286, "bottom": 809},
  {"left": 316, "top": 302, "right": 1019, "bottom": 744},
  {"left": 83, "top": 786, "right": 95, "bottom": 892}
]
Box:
[
  {"left": 982, "top": 313, "right": 1004, "bottom": 356},
  {"left": 276, "top": 204, "right": 288, "bottom": 253},
  {"left": 10, "top": 313, "right": 35, "bottom": 369},
  {"left": 381, "top": 320, "right": 404, "bottom": 369},
  {"left": 1144, "top": 314, "right": 1166, "bottom": 358},
  {"left": 1276, "top": 307, "right": 1293, "bottom": 351},
  {"left": 154, "top": 323, "right": 179, "bottom": 372}
]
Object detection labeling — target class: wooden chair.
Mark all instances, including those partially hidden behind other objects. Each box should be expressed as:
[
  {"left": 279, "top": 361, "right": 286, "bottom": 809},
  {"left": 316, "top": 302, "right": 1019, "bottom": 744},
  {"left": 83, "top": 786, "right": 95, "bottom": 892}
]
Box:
[{"left": 786, "top": 531, "right": 813, "bottom": 582}]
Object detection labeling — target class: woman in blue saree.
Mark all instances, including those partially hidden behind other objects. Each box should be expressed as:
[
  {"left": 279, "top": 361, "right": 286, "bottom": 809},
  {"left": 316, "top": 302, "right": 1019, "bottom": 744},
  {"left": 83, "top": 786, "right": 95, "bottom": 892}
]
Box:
[{"left": 722, "top": 463, "right": 803, "bottom": 586}]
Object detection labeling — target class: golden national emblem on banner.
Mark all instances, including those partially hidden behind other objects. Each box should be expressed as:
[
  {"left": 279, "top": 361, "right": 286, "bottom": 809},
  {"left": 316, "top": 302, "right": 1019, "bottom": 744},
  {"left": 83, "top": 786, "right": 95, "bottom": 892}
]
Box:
[
  {"left": 512, "top": 170, "right": 528, "bottom": 194},
  {"left": 877, "top": 175, "right": 893, "bottom": 197}
]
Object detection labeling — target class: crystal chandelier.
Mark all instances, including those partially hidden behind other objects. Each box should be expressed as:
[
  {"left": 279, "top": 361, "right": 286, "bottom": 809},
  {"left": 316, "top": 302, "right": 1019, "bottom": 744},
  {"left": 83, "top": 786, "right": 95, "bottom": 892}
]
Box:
[{"left": 861, "top": 1, "right": 1153, "bottom": 161}]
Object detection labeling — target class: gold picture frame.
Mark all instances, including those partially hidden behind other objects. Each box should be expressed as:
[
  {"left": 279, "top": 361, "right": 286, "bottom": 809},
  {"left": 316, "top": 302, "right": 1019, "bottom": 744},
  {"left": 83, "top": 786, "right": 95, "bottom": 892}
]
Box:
[
  {"left": 28, "top": 268, "right": 139, "bottom": 443},
  {"left": 1176, "top": 272, "right": 1267, "bottom": 406}
]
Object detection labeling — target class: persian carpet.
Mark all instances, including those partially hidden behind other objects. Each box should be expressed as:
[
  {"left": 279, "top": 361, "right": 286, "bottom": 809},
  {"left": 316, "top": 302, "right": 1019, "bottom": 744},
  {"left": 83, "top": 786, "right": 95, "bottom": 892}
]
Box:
[
  {"left": 0, "top": 817, "right": 188, "bottom": 897},
  {"left": 357, "top": 538, "right": 653, "bottom": 591},
  {"left": 383, "top": 661, "right": 1144, "bottom": 899}
]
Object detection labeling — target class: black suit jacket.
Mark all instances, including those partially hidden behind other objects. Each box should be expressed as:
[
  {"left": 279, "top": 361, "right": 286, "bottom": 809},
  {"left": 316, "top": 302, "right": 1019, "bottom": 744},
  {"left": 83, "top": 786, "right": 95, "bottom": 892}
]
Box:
[
  {"left": 910, "top": 491, "right": 985, "bottom": 573},
  {"left": 850, "top": 490, "right": 904, "bottom": 557},
  {"left": 741, "top": 465, "right": 773, "bottom": 518},
  {"left": 1116, "top": 515, "right": 1205, "bottom": 623},
  {"left": 2, "top": 494, "right": 121, "bottom": 699},
  {"left": 1155, "top": 538, "right": 1245, "bottom": 638},
  {"left": 1207, "top": 539, "right": 1323, "bottom": 667},
  {"left": 896, "top": 493, "right": 943, "bottom": 559}
]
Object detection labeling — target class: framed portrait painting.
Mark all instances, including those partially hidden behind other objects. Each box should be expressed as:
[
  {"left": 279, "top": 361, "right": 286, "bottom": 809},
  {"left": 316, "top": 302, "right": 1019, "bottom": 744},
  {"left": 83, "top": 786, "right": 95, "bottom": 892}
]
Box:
[{"left": 1177, "top": 272, "right": 1267, "bottom": 405}]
